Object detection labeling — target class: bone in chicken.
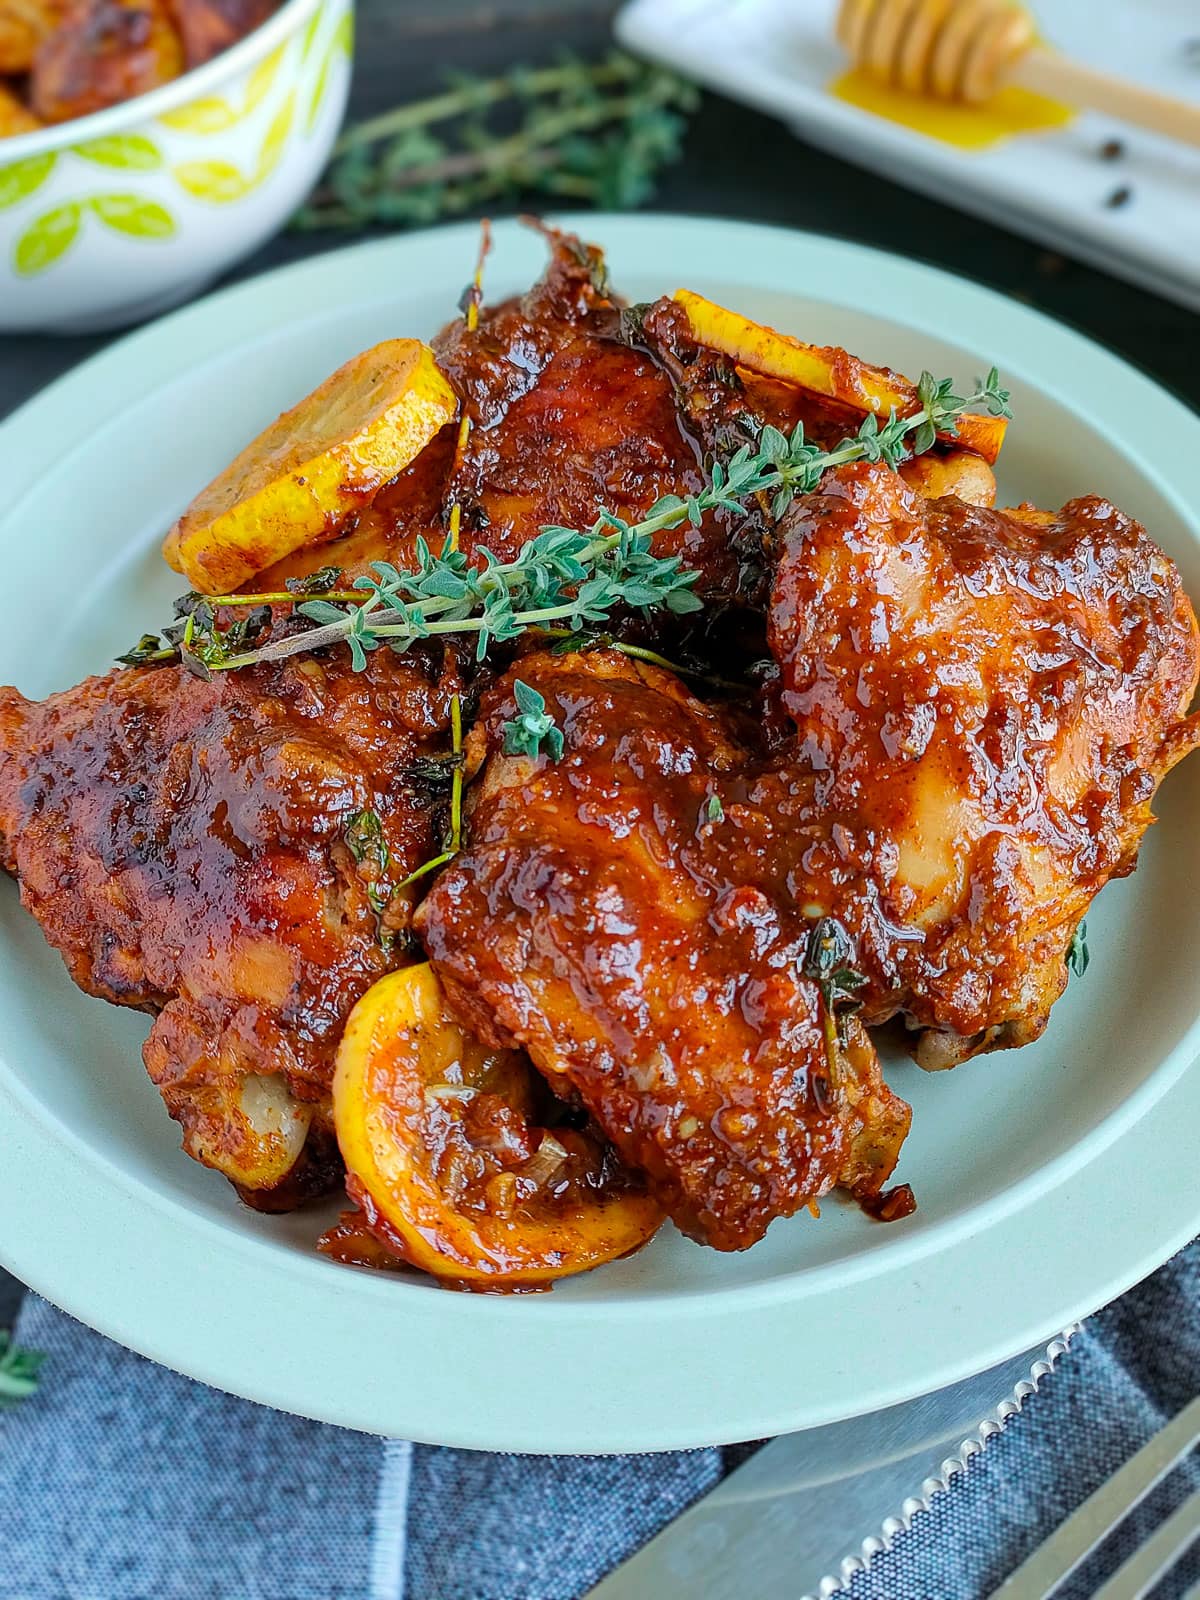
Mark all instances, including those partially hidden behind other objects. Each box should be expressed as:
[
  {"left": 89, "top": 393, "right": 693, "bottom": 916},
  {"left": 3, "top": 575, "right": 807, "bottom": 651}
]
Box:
[
  {"left": 767, "top": 462, "right": 1200, "bottom": 1066},
  {"left": 0, "top": 647, "right": 457, "bottom": 1204},
  {"left": 417, "top": 650, "right": 913, "bottom": 1252}
]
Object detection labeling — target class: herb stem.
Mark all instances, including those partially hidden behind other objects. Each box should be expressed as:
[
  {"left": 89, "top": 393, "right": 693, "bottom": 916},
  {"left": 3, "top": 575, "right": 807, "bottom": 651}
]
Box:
[
  {"left": 818, "top": 1001, "right": 841, "bottom": 1093},
  {"left": 210, "top": 549, "right": 627, "bottom": 671},
  {"left": 333, "top": 58, "right": 642, "bottom": 154},
  {"left": 332, "top": 90, "right": 679, "bottom": 198},
  {"left": 200, "top": 589, "right": 366, "bottom": 606},
  {"left": 448, "top": 692, "right": 464, "bottom": 853},
  {"left": 394, "top": 850, "right": 455, "bottom": 893}
]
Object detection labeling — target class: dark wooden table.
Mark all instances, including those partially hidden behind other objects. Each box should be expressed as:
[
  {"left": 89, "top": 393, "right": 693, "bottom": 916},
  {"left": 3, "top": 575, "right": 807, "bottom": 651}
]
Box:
[{"left": 1, "top": 0, "right": 1196, "bottom": 1331}]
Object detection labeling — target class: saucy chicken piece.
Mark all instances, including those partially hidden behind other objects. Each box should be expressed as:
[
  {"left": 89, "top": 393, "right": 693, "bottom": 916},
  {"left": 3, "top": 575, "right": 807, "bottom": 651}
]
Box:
[
  {"left": 417, "top": 651, "right": 911, "bottom": 1251},
  {"left": 0, "top": 643, "right": 456, "bottom": 1204},
  {"left": 257, "top": 233, "right": 746, "bottom": 603},
  {"left": 768, "top": 462, "right": 1200, "bottom": 1065},
  {"left": 255, "top": 232, "right": 993, "bottom": 615},
  {"left": 0, "top": 0, "right": 63, "bottom": 72},
  {"left": 31, "top": 0, "right": 182, "bottom": 124},
  {"left": 167, "top": 0, "right": 272, "bottom": 65}
]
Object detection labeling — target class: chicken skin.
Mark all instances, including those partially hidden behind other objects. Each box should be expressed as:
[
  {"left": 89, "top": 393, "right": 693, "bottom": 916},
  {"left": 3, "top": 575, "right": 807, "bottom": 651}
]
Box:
[
  {"left": 768, "top": 463, "right": 1200, "bottom": 1065},
  {"left": 0, "top": 647, "right": 456, "bottom": 1203},
  {"left": 417, "top": 651, "right": 911, "bottom": 1251},
  {"left": 259, "top": 234, "right": 746, "bottom": 606}
]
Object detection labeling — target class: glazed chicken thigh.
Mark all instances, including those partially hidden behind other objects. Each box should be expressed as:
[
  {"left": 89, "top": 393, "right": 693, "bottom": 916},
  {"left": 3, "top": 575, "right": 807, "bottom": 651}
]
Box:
[
  {"left": 768, "top": 462, "right": 1200, "bottom": 1066},
  {"left": 418, "top": 650, "right": 911, "bottom": 1251},
  {"left": 0, "top": 647, "right": 456, "bottom": 1203}
]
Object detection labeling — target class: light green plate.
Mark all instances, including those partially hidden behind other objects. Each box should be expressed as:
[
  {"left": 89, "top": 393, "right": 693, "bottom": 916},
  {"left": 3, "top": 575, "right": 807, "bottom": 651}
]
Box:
[{"left": 1, "top": 216, "right": 1197, "bottom": 1452}]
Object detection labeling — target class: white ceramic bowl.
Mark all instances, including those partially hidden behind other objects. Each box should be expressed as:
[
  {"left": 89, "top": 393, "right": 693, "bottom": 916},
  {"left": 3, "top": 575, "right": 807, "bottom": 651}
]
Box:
[{"left": 0, "top": 0, "right": 352, "bottom": 333}]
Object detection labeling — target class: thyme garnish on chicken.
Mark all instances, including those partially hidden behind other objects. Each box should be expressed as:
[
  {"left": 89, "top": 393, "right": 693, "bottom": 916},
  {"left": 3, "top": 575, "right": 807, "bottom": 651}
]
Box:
[
  {"left": 1066, "top": 920, "right": 1090, "bottom": 977},
  {"left": 130, "top": 367, "right": 1009, "bottom": 680},
  {"left": 344, "top": 809, "right": 395, "bottom": 947},
  {"left": 802, "top": 917, "right": 868, "bottom": 1088},
  {"left": 502, "top": 680, "right": 564, "bottom": 762}
]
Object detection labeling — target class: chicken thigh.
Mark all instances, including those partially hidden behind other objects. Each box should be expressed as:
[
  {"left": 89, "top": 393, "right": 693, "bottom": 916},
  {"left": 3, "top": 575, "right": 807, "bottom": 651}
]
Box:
[
  {"left": 0, "top": 645, "right": 456, "bottom": 1203},
  {"left": 417, "top": 650, "right": 911, "bottom": 1251},
  {"left": 768, "top": 462, "right": 1200, "bottom": 1064}
]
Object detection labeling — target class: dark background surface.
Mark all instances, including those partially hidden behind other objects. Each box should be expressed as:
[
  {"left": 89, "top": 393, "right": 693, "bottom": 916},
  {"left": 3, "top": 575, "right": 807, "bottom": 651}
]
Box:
[{"left": 1, "top": 0, "right": 1196, "bottom": 1329}]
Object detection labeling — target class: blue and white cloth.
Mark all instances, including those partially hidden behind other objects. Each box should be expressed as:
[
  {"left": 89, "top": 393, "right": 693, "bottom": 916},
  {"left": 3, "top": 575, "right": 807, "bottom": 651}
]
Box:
[{"left": 1, "top": 1240, "right": 1197, "bottom": 1600}]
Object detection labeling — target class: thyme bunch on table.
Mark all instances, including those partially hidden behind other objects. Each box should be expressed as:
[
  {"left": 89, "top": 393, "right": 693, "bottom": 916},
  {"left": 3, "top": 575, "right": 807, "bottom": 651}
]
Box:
[
  {"left": 0, "top": 1332, "right": 44, "bottom": 1405},
  {"left": 133, "top": 365, "right": 1010, "bottom": 681},
  {"left": 294, "top": 53, "right": 699, "bottom": 232}
]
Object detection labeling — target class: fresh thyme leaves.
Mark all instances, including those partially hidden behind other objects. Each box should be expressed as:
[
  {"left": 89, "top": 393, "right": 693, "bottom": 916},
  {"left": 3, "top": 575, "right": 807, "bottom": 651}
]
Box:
[
  {"left": 0, "top": 1332, "right": 44, "bottom": 1405},
  {"left": 181, "top": 523, "right": 703, "bottom": 675},
  {"left": 294, "top": 53, "right": 698, "bottom": 232},
  {"left": 286, "top": 565, "right": 346, "bottom": 596},
  {"left": 502, "top": 680, "right": 564, "bottom": 763},
  {"left": 802, "top": 917, "right": 868, "bottom": 1089},
  {"left": 1066, "top": 920, "right": 1090, "bottom": 978},
  {"left": 117, "top": 633, "right": 175, "bottom": 667},
  {"left": 345, "top": 809, "right": 393, "bottom": 917},
  {"left": 403, "top": 754, "right": 463, "bottom": 797},
  {"left": 745, "top": 366, "right": 1011, "bottom": 520},
  {"left": 705, "top": 795, "right": 725, "bottom": 824},
  {"left": 126, "top": 364, "right": 1010, "bottom": 681}
]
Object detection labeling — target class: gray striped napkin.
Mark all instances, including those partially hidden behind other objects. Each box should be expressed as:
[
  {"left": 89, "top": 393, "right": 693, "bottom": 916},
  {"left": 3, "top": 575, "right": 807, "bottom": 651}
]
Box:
[{"left": 0, "top": 1239, "right": 1196, "bottom": 1599}]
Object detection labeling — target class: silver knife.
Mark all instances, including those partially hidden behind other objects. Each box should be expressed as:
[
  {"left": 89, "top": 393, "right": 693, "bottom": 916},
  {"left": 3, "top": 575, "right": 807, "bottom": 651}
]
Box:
[{"left": 588, "top": 1331, "right": 1076, "bottom": 1600}]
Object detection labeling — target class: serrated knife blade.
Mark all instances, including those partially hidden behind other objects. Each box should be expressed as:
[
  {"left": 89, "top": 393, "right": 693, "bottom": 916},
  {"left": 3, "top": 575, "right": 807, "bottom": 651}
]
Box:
[{"left": 586, "top": 1331, "right": 1076, "bottom": 1600}]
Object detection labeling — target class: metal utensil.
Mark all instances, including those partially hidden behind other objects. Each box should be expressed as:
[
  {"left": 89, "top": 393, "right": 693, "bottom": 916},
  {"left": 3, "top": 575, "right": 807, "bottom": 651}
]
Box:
[
  {"left": 587, "top": 1333, "right": 1074, "bottom": 1600},
  {"left": 991, "top": 1395, "right": 1200, "bottom": 1600}
]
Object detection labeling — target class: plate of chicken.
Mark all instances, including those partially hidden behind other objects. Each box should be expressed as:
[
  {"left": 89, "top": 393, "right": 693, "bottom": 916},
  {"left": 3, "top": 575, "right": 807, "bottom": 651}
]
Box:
[{"left": 0, "top": 214, "right": 1197, "bottom": 1450}]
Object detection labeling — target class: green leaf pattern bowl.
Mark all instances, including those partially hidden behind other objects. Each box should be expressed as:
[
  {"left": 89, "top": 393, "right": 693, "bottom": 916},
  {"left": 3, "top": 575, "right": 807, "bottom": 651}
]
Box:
[{"left": 0, "top": 0, "right": 352, "bottom": 333}]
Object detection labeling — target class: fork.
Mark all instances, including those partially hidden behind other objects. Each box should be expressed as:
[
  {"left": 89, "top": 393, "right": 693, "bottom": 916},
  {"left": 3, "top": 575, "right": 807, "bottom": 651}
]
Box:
[{"left": 991, "top": 1396, "right": 1200, "bottom": 1600}]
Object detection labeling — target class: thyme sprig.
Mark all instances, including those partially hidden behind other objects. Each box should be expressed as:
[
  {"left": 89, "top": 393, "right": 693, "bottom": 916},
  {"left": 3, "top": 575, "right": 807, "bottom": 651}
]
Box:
[
  {"left": 802, "top": 917, "right": 868, "bottom": 1090},
  {"left": 139, "top": 366, "right": 1008, "bottom": 680},
  {"left": 0, "top": 1332, "right": 44, "bottom": 1405},
  {"left": 294, "top": 53, "right": 698, "bottom": 232},
  {"left": 502, "top": 680, "right": 564, "bottom": 762},
  {"left": 162, "top": 524, "right": 704, "bottom": 677}
]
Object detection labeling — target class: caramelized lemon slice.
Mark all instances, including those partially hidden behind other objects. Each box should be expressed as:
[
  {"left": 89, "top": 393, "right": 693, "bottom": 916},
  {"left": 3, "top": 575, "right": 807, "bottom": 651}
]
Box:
[
  {"left": 672, "top": 289, "right": 1007, "bottom": 463},
  {"left": 332, "top": 964, "right": 664, "bottom": 1289},
  {"left": 165, "top": 339, "right": 457, "bottom": 594}
]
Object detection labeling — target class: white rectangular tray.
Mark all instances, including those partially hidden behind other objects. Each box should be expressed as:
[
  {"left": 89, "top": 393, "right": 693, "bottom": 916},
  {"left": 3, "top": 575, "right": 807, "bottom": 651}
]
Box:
[{"left": 616, "top": 0, "right": 1200, "bottom": 311}]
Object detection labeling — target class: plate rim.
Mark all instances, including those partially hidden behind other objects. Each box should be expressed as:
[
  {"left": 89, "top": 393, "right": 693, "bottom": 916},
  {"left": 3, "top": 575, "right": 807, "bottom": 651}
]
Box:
[{"left": 1, "top": 212, "right": 1198, "bottom": 1451}]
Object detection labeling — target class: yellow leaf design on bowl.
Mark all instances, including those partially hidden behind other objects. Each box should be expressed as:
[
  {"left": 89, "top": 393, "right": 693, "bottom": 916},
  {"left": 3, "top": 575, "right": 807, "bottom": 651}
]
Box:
[
  {"left": 0, "top": 152, "right": 56, "bottom": 211},
  {"left": 244, "top": 41, "right": 288, "bottom": 115},
  {"left": 307, "top": 10, "right": 353, "bottom": 133},
  {"left": 173, "top": 160, "right": 253, "bottom": 203},
  {"left": 89, "top": 194, "right": 176, "bottom": 239},
  {"left": 72, "top": 134, "right": 162, "bottom": 171},
  {"left": 256, "top": 91, "right": 295, "bottom": 182},
  {"left": 159, "top": 96, "right": 241, "bottom": 135},
  {"left": 14, "top": 202, "right": 81, "bottom": 275},
  {"left": 300, "top": 4, "right": 324, "bottom": 62}
]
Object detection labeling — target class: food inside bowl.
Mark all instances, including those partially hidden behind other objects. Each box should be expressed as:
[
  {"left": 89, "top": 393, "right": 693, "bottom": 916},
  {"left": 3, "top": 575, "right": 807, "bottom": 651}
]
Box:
[
  {"left": 1, "top": 224, "right": 1197, "bottom": 1290},
  {"left": 0, "top": 0, "right": 279, "bottom": 137}
]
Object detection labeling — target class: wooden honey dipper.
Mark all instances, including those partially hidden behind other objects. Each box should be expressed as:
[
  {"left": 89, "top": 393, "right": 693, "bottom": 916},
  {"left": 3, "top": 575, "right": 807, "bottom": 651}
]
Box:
[{"left": 835, "top": 0, "right": 1200, "bottom": 147}]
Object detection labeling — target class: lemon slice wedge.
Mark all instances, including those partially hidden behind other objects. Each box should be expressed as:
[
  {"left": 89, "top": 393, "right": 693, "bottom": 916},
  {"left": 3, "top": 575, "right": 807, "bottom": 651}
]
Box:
[
  {"left": 165, "top": 338, "right": 457, "bottom": 594},
  {"left": 333, "top": 963, "right": 664, "bottom": 1289},
  {"left": 672, "top": 288, "right": 1007, "bottom": 463}
]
